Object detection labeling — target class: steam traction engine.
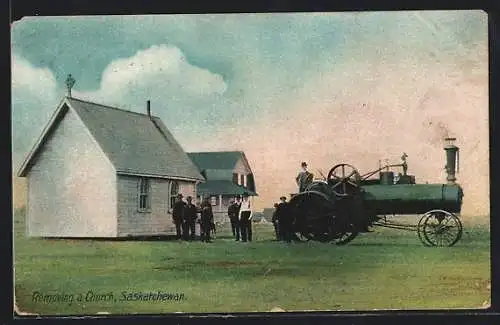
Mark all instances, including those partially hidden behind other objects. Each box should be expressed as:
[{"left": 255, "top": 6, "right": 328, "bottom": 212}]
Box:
[{"left": 288, "top": 138, "right": 464, "bottom": 246}]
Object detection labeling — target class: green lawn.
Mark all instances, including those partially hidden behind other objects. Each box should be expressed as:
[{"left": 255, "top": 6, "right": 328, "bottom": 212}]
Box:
[{"left": 13, "top": 208, "right": 490, "bottom": 315}]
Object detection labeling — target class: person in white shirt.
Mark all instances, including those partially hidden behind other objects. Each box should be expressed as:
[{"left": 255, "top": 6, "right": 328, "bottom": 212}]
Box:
[{"left": 238, "top": 192, "right": 253, "bottom": 242}]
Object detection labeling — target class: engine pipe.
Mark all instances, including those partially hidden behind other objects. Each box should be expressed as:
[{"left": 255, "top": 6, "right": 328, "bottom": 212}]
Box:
[{"left": 444, "top": 137, "right": 459, "bottom": 184}]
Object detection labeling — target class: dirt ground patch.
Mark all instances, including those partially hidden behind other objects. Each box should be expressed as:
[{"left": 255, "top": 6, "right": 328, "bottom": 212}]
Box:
[
  {"left": 153, "top": 260, "right": 260, "bottom": 270},
  {"left": 207, "top": 261, "right": 260, "bottom": 267}
]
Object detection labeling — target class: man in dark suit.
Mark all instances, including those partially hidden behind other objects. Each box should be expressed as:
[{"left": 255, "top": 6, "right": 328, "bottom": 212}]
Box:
[
  {"left": 271, "top": 203, "right": 281, "bottom": 241},
  {"left": 184, "top": 196, "right": 198, "bottom": 240},
  {"left": 296, "top": 162, "right": 313, "bottom": 192},
  {"left": 228, "top": 197, "right": 241, "bottom": 241},
  {"left": 200, "top": 196, "right": 214, "bottom": 243},
  {"left": 172, "top": 193, "right": 186, "bottom": 240},
  {"left": 276, "top": 196, "right": 292, "bottom": 243}
]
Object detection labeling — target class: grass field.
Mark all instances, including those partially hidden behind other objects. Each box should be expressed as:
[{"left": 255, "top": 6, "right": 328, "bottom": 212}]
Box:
[{"left": 13, "top": 207, "right": 490, "bottom": 315}]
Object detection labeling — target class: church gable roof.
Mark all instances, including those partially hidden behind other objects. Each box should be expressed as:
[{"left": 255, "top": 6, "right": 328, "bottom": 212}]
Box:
[{"left": 18, "top": 97, "right": 204, "bottom": 182}]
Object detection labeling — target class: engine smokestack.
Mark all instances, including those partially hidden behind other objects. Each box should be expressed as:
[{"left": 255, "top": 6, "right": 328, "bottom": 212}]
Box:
[
  {"left": 146, "top": 100, "right": 151, "bottom": 119},
  {"left": 444, "top": 137, "right": 459, "bottom": 184}
]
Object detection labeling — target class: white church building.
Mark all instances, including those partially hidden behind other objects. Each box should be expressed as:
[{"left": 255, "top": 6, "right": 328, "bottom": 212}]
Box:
[{"left": 17, "top": 95, "right": 205, "bottom": 238}]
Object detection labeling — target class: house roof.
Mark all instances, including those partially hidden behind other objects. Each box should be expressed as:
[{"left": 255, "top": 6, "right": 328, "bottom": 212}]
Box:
[
  {"left": 187, "top": 151, "right": 247, "bottom": 171},
  {"left": 18, "top": 97, "right": 205, "bottom": 181},
  {"left": 197, "top": 180, "right": 258, "bottom": 196}
]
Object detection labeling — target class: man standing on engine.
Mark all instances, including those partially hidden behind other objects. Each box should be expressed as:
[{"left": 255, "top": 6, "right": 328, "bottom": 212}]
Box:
[{"left": 296, "top": 162, "right": 313, "bottom": 192}]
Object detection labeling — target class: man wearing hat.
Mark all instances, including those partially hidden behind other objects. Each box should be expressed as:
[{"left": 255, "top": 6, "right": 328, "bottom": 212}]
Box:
[
  {"left": 296, "top": 162, "right": 314, "bottom": 193},
  {"left": 276, "top": 196, "right": 292, "bottom": 243},
  {"left": 227, "top": 196, "right": 241, "bottom": 241},
  {"left": 183, "top": 196, "right": 198, "bottom": 240},
  {"left": 271, "top": 202, "right": 281, "bottom": 241},
  {"left": 199, "top": 195, "right": 214, "bottom": 242},
  {"left": 172, "top": 193, "right": 186, "bottom": 240}
]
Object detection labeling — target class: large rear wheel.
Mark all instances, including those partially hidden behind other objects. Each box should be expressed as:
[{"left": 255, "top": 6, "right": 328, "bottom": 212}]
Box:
[
  {"left": 288, "top": 191, "right": 336, "bottom": 243},
  {"left": 333, "top": 226, "right": 359, "bottom": 245}
]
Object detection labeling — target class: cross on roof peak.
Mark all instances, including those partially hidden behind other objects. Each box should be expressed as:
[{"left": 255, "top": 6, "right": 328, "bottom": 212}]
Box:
[{"left": 65, "top": 74, "right": 76, "bottom": 97}]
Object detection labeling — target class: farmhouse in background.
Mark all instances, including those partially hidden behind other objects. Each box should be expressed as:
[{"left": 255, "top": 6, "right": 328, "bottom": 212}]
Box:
[
  {"left": 17, "top": 96, "right": 204, "bottom": 238},
  {"left": 187, "top": 151, "right": 258, "bottom": 223},
  {"left": 262, "top": 207, "right": 275, "bottom": 222}
]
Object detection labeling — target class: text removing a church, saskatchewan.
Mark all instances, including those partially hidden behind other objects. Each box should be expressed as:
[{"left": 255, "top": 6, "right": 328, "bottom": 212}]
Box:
[{"left": 31, "top": 290, "right": 186, "bottom": 306}]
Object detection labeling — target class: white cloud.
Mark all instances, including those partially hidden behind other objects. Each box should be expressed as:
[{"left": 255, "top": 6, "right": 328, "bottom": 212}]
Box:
[
  {"left": 11, "top": 54, "right": 59, "bottom": 169},
  {"left": 69, "top": 44, "right": 231, "bottom": 151},
  {"left": 75, "top": 44, "right": 227, "bottom": 107},
  {"left": 12, "top": 45, "right": 229, "bottom": 164},
  {"left": 11, "top": 54, "right": 58, "bottom": 100}
]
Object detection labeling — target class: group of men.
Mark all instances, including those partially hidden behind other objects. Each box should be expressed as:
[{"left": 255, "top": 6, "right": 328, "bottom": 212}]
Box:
[
  {"left": 172, "top": 194, "right": 215, "bottom": 242},
  {"left": 169, "top": 162, "right": 312, "bottom": 243},
  {"left": 227, "top": 193, "right": 253, "bottom": 242}
]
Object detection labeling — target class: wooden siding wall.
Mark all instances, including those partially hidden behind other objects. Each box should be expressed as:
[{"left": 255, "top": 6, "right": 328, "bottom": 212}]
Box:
[
  {"left": 210, "top": 196, "right": 256, "bottom": 225},
  {"left": 116, "top": 175, "right": 196, "bottom": 236},
  {"left": 233, "top": 157, "right": 251, "bottom": 175},
  {"left": 212, "top": 196, "right": 232, "bottom": 224},
  {"left": 27, "top": 107, "right": 117, "bottom": 237},
  {"left": 233, "top": 157, "right": 252, "bottom": 187},
  {"left": 179, "top": 182, "right": 196, "bottom": 201}
]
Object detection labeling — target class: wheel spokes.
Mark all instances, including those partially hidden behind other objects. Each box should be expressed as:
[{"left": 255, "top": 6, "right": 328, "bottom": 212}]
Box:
[
  {"left": 332, "top": 181, "right": 342, "bottom": 190},
  {"left": 347, "top": 180, "right": 358, "bottom": 187},
  {"left": 346, "top": 170, "right": 356, "bottom": 179},
  {"left": 327, "top": 163, "right": 361, "bottom": 197},
  {"left": 419, "top": 211, "right": 462, "bottom": 247},
  {"left": 329, "top": 173, "right": 341, "bottom": 181}
]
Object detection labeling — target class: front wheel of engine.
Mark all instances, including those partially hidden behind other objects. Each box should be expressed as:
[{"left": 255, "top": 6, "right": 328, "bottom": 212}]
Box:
[{"left": 417, "top": 209, "right": 463, "bottom": 247}]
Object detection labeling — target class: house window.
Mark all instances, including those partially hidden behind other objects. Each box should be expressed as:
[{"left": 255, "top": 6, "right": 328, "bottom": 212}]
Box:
[
  {"left": 240, "top": 174, "right": 244, "bottom": 186},
  {"left": 247, "top": 173, "right": 255, "bottom": 192},
  {"left": 138, "top": 178, "right": 151, "bottom": 212},
  {"left": 170, "top": 181, "right": 179, "bottom": 210},
  {"left": 211, "top": 196, "right": 217, "bottom": 206}
]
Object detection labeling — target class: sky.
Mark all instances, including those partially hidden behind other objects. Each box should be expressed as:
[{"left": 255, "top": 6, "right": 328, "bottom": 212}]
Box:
[{"left": 11, "top": 11, "right": 489, "bottom": 217}]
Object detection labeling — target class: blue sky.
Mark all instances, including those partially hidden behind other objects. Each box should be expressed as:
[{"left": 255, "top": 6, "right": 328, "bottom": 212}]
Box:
[{"left": 11, "top": 11, "right": 489, "bottom": 214}]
